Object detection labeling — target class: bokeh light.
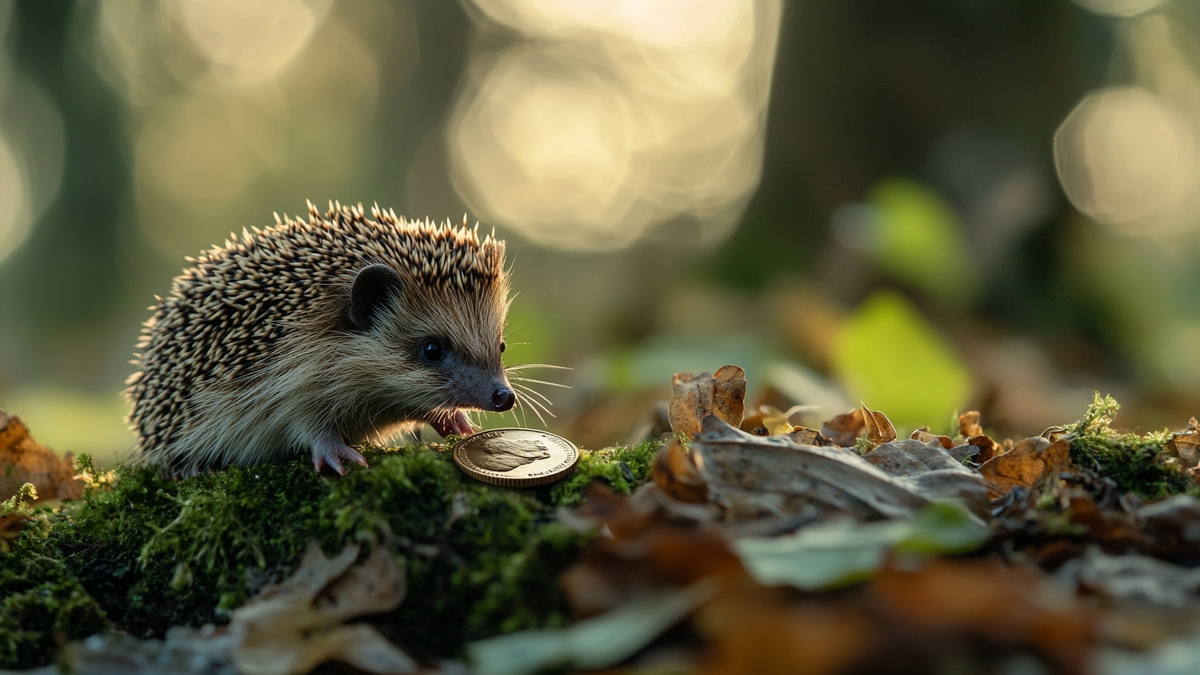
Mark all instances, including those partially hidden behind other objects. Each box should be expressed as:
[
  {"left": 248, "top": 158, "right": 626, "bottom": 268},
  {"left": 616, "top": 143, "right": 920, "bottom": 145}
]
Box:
[
  {"left": 450, "top": 0, "right": 781, "bottom": 250},
  {"left": 1071, "top": 0, "right": 1167, "bottom": 19},
  {"left": 167, "top": 0, "right": 334, "bottom": 86},
  {"left": 1054, "top": 86, "right": 1199, "bottom": 231},
  {"left": 0, "top": 133, "right": 30, "bottom": 267},
  {"left": 2, "top": 0, "right": 1200, "bottom": 464}
]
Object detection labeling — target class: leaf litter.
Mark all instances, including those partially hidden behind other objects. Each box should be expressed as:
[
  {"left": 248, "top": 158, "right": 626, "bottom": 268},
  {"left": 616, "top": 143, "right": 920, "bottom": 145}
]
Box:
[
  {"left": 8, "top": 367, "right": 1200, "bottom": 674},
  {"left": 465, "top": 376, "right": 1200, "bottom": 675}
]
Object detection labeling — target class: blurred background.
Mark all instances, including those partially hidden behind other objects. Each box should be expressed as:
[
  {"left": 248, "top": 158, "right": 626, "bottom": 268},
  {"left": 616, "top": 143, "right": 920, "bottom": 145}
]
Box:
[{"left": 1, "top": 0, "right": 1199, "bottom": 466}]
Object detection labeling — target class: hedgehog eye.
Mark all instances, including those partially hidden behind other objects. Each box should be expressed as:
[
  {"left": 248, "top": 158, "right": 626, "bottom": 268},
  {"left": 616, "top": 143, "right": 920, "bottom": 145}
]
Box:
[
  {"left": 499, "top": 341, "right": 506, "bottom": 354},
  {"left": 419, "top": 338, "right": 446, "bottom": 364}
]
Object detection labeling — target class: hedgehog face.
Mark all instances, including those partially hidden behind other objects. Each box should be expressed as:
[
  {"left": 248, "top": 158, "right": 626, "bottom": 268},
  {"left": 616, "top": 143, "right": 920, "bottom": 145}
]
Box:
[{"left": 346, "top": 261, "right": 513, "bottom": 437}]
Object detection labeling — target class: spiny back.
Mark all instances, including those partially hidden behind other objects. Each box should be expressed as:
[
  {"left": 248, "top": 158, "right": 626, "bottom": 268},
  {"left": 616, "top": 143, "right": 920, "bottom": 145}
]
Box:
[{"left": 126, "top": 200, "right": 507, "bottom": 453}]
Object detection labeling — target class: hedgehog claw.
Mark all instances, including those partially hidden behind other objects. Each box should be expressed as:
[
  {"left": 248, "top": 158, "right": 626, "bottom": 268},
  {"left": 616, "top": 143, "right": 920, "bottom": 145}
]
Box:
[{"left": 312, "top": 432, "right": 368, "bottom": 475}]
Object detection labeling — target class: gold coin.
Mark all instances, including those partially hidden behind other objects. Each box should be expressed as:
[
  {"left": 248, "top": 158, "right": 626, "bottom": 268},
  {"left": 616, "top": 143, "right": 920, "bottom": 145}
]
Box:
[{"left": 452, "top": 428, "right": 580, "bottom": 487}]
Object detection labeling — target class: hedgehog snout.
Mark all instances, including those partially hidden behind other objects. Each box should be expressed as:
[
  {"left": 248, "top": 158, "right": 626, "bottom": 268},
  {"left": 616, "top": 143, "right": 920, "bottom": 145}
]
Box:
[{"left": 491, "top": 387, "right": 515, "bottom": 412}]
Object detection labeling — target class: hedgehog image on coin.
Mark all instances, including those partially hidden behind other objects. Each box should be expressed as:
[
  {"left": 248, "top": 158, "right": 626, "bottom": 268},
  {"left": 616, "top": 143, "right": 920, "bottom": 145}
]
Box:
[
  {"left": 469, "top": 438, "right": 553, "bottom": 473},
  {"left": 126, "top": 201, "right": 518, "bottom": 475}
]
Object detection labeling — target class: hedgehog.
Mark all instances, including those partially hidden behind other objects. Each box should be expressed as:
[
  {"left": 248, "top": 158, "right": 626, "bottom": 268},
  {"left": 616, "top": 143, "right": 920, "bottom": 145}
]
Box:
[{"left": 126, "top": 200, "right": 521, "bottom": 475}]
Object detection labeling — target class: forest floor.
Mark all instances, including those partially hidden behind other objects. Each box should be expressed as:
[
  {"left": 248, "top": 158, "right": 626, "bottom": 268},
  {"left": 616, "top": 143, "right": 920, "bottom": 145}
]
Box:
[{"left": 2, "top": 366, "right": 1200, "bottom": 675}]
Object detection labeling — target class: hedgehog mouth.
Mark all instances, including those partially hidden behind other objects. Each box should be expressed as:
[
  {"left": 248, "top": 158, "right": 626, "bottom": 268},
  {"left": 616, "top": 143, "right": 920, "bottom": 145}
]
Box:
[{"left": 429, "top": 410, "right": 474, "bottom": 438}]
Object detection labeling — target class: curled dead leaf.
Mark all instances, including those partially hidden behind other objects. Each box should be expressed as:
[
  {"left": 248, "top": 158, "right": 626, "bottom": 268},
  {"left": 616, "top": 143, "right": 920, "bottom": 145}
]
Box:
[
  {"left": 1166, "top": 417, "right": 1199, "bottom": 470},
  {"left": 668, "top": 365, "right": 747, "bottom": 438},
  {"left": 860, "top": 404, "right": 897, "bottom": 447},
  {"left": 978, "top": 436, "right": 1071, "bottom": 499},
  {"left": 966, "top": 435, "right": 1002, "bottom": 464},
  {"left": 652, "top": 440, "right": 708, "bottom": 504},
  {"left": 0, "top": 409, "right": 84, "bottom": 502},
  {"left": 957, "top": 411, "right": 983, "bottom": 439},
  {"left": 821, "top": 409, "right": 865, "bottom": 448},
  {"left": 232, "top": 541, "right": 413, "bottom": 675},
  {"left": 910, "top": 427, "right": 955, "bottom": 450}
]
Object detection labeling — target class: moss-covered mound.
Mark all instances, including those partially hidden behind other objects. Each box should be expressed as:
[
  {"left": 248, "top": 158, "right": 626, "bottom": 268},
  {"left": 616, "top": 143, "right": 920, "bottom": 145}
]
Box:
[
  {"left": 1, "top": 439, "right": 660, "bottom": 670},
  {"left": 1066, "top": 395, "right": 1193, "bottom": 499}
]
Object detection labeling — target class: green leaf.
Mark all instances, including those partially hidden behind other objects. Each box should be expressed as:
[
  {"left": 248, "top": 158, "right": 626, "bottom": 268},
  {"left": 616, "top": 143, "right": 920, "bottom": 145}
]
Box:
[
  {"left": 733, "top": 502, "right": 989, "bottom": 591},
  {"left": 831, "top": 290, "right": 972, "bottom": 430},
  {"left": 467, "top": 581, "right": 714, "bottom": 675},
  {"left": 868, "top": 177, "right": 979, "bottom": 306}
]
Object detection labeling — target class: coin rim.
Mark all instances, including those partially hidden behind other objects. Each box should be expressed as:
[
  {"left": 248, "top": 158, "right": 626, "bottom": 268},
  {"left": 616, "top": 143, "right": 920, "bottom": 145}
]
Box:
[{"left": 451, "top": 428, "right": 580, "bottom": 487}]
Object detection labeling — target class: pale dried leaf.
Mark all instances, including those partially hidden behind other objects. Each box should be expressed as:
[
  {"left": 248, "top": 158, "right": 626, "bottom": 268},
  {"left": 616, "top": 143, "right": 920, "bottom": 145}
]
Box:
[
  {"left": 910, "top": 428, "right": 955, "bottom": 450},
  {"left": 860, "top": 404, "right": 897, "bottom": 447},
  {"left": 862, "top": 439, "right": 990, "bottom": 518},
  {"left": 667, "top": 366, "right": 747, "bottom": 438},
  {"left": 232, "top": 542, "right": 413, "bottom": 675},
  {"left": 693, "top": 416, "right": 931, "bottom": 525},
  {"left": 712, "top": 365, "right": 747, "bottom": 429},
  {"left": 668, "top": 373, "right": 712, "bottom": 438}
]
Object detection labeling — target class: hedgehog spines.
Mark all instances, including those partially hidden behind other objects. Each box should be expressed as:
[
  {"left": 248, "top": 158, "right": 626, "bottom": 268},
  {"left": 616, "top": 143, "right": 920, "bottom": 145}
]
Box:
[{"left": 127, "top": 201, "right": 509, "bottom": 470}]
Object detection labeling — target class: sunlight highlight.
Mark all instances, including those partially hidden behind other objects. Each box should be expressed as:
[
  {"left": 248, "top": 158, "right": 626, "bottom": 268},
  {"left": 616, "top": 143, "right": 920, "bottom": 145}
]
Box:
[{"left": 450, "top": 0, "right": 781, "bottom": 250}]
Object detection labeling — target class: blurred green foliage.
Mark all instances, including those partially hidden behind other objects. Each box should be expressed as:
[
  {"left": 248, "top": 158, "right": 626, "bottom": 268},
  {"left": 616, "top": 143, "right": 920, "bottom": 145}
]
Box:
[{"left": 832, "top": 290, "right": 972, "bottom": 430}]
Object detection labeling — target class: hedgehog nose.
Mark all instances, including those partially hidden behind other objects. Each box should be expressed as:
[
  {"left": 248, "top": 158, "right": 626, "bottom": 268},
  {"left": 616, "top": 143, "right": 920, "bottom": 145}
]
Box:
[{"left": 491, "top": 387, "right": 516, "bottom": 412}]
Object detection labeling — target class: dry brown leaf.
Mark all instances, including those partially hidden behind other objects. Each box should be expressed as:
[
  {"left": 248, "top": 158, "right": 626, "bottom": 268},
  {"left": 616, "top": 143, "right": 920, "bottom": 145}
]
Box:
[
  {"left": 1166, "top": 417, "right": 1200, "bottom": 470},
  {"left": 561, "top": 485, "right": 746, "bottom": 617},
  {"left": 0, "top": 409, "right": 83, "bottom": 502},
  {"left": 957, "top": 411, "right": 983, "bottom": 439},
  {"left": 697, "top": 559, "right": 1095, "bottom": 675},
  {"left": 869, "top": 561, "right": 1096, "bottom": 675},
  {"left": 652, "top": 440, "right": 708, "bottom": 504},
  {"left": 712, "top": 366, "right": 747, "bottom": 429},
  {"left": 821, "top": 409, "right": 865, "bottom": 448},
  {"left": 860, "top": 404, "right": 897, "bottom": 447},
  {"left": 909, "top": 427, "right": 954, "bottom": 450},
  {"left": 966, "top": 435, "right": 1002, "bottom": 464},
  {"left": 667, "top": 365, "right": 747, "bottom": 438},
  {"left": 696, "top": 590, "right": 871, "bottom": 675},
  {"left": 232, "top": 541, "right": 414, "bottom": 675},
  {"left": 978, "top": 436, "right": 1070, "bottom": 499}
]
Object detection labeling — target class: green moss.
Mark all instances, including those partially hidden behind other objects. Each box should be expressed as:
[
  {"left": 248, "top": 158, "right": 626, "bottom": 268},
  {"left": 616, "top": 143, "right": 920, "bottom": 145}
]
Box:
[
  {"left": 3, "top": 438, "right": 658, "bottom": 667},
  {"left": 1068, "top": 393, "right": 1190, "bottom": 500},
  {"left": 1, "top": 494, "right": 108, "bottom": 669},
  {"left": 549, "top": 439, "right": 660, "bottom": 507}
]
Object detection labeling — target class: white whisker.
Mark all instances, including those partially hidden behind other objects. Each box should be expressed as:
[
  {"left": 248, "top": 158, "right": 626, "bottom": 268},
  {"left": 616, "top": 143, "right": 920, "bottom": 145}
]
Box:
[
  {"left": 509, "top": 376, "right": 571, "bottom": 389},
  {"left": 515, "top": 390, "right": 548, "bottom": 427},
  {"left": 511, "top": 381, "right": 554, "bottom": 407}
]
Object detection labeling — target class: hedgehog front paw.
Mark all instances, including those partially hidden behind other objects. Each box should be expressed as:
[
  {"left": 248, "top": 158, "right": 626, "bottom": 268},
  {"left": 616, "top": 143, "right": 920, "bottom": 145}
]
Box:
[{"left": 312, "top": 432, "right": 368, "bottom": 475}]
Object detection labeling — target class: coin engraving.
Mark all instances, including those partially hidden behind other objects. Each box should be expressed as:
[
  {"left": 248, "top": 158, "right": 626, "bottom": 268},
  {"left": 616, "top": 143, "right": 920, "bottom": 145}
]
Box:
[
  {"left": 470, "top": 438, "right": 552, "bottom": 472},
  {"left": 452, "top": 428, "right": 580, "bottom": 487}
]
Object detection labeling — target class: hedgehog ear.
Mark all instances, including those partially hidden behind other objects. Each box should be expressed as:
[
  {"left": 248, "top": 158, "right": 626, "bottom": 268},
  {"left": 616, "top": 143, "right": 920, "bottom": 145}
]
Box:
[{"left": 349, "top": 264, "right": 403, "bottom": 330}]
